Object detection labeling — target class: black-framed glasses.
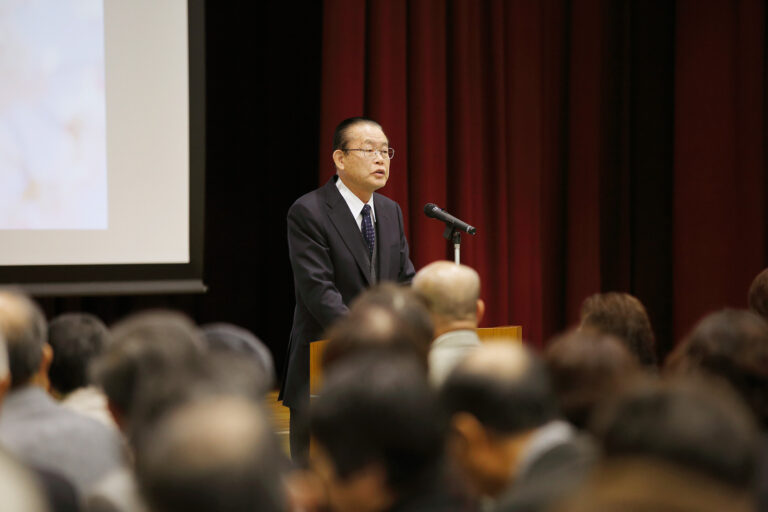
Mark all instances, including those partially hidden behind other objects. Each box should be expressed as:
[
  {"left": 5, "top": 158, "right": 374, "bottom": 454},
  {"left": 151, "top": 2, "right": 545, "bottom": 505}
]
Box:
[{"left": 344, "top": 148, "right": 395, "bottom": 160}]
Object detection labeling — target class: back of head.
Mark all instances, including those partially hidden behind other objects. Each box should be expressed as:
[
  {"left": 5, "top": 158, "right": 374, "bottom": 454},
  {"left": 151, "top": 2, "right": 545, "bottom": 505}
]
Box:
[
  {"left": 136, "top": 396, "right": 287, "bottom": 512},
  {"left": 90, "top": 310, "right": 205, "bottom": 423},
  {"left": 591, "top": 377, "right": 758, "bottom": 487},
  {"left": 748, "top": 268, "right": 768, "bottom": 320},
  {"left": 129, "top": 351, "right": 271, "bottom": 446},
  {"left": 323, "top": 288, "right": 432, "bottom": 370},
  {"left": 441, "top": 342, "right": 557, "bottom": 434},
  {"left": 412, "top": 261, "right": 481, "bottom": 324},
  {"left": 580, "top": 292, "right": 657, "bottom": 368},
  {"left": 0, "top": 289, "right": 47, "bottom": 389},
  {"left": 311, "top": 351, "right": 446, "bottom": 498},
  {"left": 201, "top": 322, "right": 275, "bottom": 391},
  {"left": 48, "top": 312, "right": 110, "bottom": 394},
  {"left": 555, "top": 457, "right": 755, "bottom": 512},
  {"left": 350, "top": 282, "right": 434, "bottom": 346},
  {"left": 545, "top": 329, "right": 640, "bottom": 428},
  {"left": 666, "top": 308, "right": 768, "bottom": 427}
]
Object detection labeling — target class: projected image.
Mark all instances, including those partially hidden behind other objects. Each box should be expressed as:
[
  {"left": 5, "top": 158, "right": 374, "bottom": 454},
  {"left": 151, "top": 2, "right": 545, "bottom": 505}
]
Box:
[{"left": 0, "top": 0, "right": 107, "bottom": 229}]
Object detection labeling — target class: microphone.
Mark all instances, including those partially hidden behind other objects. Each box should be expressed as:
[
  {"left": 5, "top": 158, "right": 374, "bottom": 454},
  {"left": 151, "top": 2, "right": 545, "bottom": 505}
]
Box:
[{"left": 423, "top": 203, "right": 477, "bottom": 235}]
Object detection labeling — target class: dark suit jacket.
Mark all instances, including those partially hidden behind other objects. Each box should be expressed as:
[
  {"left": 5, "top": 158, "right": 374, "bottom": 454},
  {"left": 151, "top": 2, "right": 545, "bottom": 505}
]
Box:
[
  {"left": 280, "top": 176, "right": 415, "bottom": 408},
  {"left": 494, "top": 434, "right": 596, "bottom": 512}
]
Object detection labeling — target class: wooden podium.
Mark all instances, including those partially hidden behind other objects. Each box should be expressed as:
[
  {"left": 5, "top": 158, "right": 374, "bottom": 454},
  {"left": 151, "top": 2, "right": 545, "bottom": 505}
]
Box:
[{"left": 309, "top": 325, "right": 522, "bottom": 394}]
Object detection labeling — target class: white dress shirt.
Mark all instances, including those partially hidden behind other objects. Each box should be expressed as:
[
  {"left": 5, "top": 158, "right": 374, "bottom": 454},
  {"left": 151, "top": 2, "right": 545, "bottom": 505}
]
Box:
[{"left": 336, "top": 176, "right": 376, "bottom": 230}]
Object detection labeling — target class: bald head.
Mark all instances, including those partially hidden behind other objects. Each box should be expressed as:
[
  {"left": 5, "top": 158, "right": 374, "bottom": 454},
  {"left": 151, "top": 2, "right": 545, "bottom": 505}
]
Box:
[
  {"left": 0, "top": 289, "right": 47, "bottom": 388},
  {"left": 413, "top": 261, "right": 481, "bottom": 324},
  {"left": 136, "top": 397, "right": 287, "bottom": 512}
]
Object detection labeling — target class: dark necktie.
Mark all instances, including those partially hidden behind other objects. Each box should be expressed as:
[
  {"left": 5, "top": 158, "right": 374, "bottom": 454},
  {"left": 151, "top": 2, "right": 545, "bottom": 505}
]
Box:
[{"left": 361, "top": 204, "right": 375, "bottom": 258}]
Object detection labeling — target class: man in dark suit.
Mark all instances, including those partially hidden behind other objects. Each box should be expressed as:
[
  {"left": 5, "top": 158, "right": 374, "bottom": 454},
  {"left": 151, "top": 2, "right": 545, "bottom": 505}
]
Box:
[{"left": 281, "top": 117, "right": 415, "bottom": 460}]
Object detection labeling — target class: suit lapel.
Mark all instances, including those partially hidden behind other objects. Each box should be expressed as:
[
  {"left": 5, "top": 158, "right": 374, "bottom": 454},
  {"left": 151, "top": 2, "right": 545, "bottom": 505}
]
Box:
[
  {"left": 323, "top": 177, "right": 373, "bottom": 285},
  {"left": 374, "top": 194, "right": 396, "bottom": 281}
]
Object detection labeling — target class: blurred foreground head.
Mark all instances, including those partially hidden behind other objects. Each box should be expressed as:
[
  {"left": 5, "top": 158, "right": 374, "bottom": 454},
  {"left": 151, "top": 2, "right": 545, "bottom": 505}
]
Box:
[
  {"left": 666, "top": 308, "right": 768, "bottom": 427},
  {"left": 440, "top": 342, "right": 561, "bottom": 497},
  {"left": 323, "top": 283, "right": 433, "bottom": 370},
  {"left": 201, "top": 322, "right": 275, "bottom": 391},
  {"left": 591, "top": 377, "right": 758, "bottom": 487},
  {"left": 545, "top": 329, "right": 640, "bottom": 428},
  {"left": 90, "top": 310, "right": 205, "bottom": 434},
  {"left": 0, "top": 288, "right": 49, "bottom": 390},
  {"left": 136, "top": 396, "right": 288, "bottom": 512},
  {"left": 559, "top": 377, "right": 760, "bottom": 512},
  {"left": 310, "top": 351, "right": 446, "bottom": 512}
]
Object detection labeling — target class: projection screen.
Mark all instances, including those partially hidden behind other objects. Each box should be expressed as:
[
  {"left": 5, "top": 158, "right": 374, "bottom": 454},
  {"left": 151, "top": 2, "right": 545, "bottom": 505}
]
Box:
[{"left": 0, "top": 0, "right": 205, "bottom": 294}]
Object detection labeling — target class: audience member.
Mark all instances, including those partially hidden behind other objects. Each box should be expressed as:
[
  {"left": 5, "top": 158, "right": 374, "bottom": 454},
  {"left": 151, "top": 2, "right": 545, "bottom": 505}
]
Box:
[
  {"left": 135, "top": 396, "right": 288, "bottom": 512},
  {"left": 310, "top": 351, "right": 464, "bottom": 512},
  {"left": 554, "top": 458, "right": 754, "bottom": 512},
  {"left": 545, "top": 329, "right": 640, "bottom": 428},
  {"left": 562, "top": 377, "right": 759, "bottom": 511},
  {"left": 90, "top": 310, "right": 205, "bottom": 435},
  {"left": 440, "top": 342, "right": 595, "bottom": 512},
  {"left": 0, "top": 326, "right": 81, "bottom": 512},
  {"left": 87, "top": 310, "right": 206, "bottom": 512},
  {"left": 666, "top": 308, "right": 768, "bottom": 428},
  {"left": 591, "top": 376, "right": 758, "bottom": 487},
  {"left": 0, "top": 289, "right": 124, "bottom": 494},
  {"left": 413, "top": 261, "right": 484, "bottom": 387},
  {"left": 128, "top": 351, "right": 274, "bottom": 447},
  {"left": 47, "top": 312, "right": 114, "bottom": 427},
  {"left": 350, "top": 282, "right": 435, "bottom": 348},
  {"left": 322, "top": 286, "right": 433, "bottom": 371},
  {"left": 201, "top": 322, "right": 275, "bottom": 391},
  {"left": 579, "top": 292, "right": 657, "bottom": 368},
  {"left": 748, "top": 267, "right": 768, "bottom": 321}
]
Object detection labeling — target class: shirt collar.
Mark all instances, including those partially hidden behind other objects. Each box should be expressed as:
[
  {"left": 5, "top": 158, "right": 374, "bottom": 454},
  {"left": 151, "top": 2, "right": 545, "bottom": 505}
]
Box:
[{"left": 336, "top": 176, "right": 376, "bottom": 222}]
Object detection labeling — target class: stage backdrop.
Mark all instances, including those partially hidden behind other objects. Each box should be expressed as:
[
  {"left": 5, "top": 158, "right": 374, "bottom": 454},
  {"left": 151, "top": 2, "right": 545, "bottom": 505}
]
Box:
[{"left": 316, "top": 0, "right": 768, "bottom": 357}]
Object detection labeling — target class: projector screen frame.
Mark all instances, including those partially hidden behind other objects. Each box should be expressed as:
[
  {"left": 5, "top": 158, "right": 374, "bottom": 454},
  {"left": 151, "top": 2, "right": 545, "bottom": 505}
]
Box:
[{"left": 0, "top": 0, "right": 207, "bottom": 296}]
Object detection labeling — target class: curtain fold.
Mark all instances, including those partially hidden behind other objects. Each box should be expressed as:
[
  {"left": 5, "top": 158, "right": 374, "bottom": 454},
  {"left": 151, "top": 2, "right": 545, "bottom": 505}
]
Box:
[{"left": 317, "top": 0, "right": 768, "bottom": 352}]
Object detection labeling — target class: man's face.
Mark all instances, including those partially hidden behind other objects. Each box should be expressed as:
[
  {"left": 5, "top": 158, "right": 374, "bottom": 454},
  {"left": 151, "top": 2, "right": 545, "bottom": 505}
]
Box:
[{"left": 334, "top": 123, "right": 390, "bottom": 200}]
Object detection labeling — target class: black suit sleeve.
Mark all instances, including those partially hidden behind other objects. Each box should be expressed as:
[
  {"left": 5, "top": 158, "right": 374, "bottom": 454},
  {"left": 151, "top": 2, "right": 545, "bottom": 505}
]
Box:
[
  {"left": 287, "top": 201, "right": 349, "bottom": 328},
  {"left": 396, "top": 203, "right": 416, "bottom": 284}
]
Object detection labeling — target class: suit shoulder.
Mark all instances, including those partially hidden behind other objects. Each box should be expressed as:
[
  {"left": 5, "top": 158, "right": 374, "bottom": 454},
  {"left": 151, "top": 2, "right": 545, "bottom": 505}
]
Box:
[{"left": 289, "top": 187, "right": 326, "bottom": 216}]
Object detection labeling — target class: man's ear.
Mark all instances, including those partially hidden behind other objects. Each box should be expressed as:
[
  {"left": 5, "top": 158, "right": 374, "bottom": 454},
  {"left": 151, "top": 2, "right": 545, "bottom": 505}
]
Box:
[
  {"left": 332, "top": 149, "right": 345, "bottom": 171},
  {"left": 451, "top": 411, "right": 488, "bottom": 451},
  {"left": 476, "top": 299, "right": 486, "bottom": 325},
  {"left": 40, "top": 343, "right": 53, "bottom": 373}
]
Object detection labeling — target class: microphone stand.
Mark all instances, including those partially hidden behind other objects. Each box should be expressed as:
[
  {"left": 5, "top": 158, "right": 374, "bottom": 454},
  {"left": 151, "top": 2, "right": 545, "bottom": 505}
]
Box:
[{"left": 443, "top": 225, "right": 462, "bottom": 264}]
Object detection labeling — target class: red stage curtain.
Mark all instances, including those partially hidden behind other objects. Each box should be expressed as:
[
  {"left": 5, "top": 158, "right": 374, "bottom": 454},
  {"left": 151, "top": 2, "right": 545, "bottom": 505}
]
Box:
[
  {"left": 673, "top": 0, "right": 766, "bottom": 340},
  {"left": 317, "top": 0, "right": 768, "bottom": 353}
]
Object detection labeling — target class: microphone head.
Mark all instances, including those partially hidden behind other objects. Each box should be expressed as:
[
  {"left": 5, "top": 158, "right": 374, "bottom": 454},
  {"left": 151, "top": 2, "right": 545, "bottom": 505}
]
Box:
[{"left": 423, "top": 203, "right": 438, "bottom": 215}]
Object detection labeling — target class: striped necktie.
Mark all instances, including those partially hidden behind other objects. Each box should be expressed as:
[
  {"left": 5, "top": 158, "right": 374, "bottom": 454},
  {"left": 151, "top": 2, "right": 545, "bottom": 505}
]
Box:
[{"left": 361, "top": 204, "right": 375, "bottom": 258}]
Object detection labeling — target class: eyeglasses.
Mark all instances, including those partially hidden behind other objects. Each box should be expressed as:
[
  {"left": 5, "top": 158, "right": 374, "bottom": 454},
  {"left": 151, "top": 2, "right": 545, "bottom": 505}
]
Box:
[{"left": 344, "top": 148, "right": 395, "bottom": 160}]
